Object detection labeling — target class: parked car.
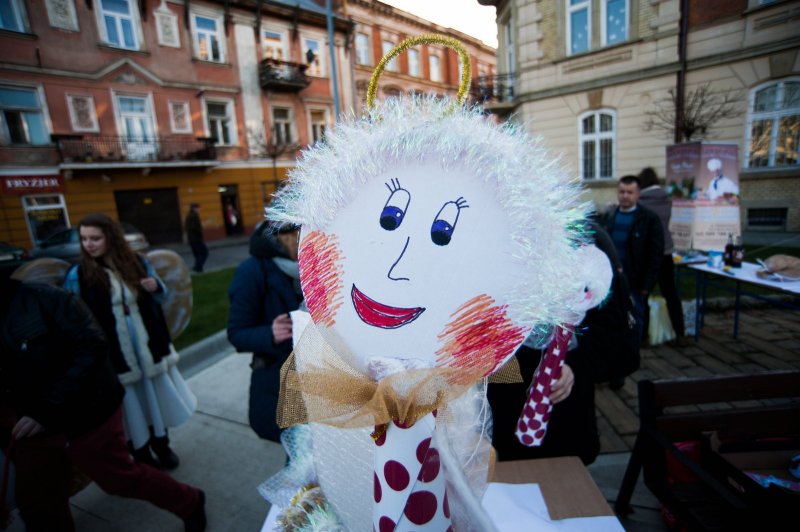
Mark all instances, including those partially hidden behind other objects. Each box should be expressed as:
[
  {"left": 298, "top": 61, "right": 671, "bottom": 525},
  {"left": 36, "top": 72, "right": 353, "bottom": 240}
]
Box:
[
  {"left": 0, "top": 241, "right": 29, "bottom": 272},
  {"left": 29, "top": 223, "right": 149, "bottom": 263}
]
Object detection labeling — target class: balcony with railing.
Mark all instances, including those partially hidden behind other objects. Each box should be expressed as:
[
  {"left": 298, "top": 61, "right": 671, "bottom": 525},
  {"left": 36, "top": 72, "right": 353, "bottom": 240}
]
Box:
[
  {"left": 470, "top": 73, "right": 516, "bottom": 110},
  {"left": 259, "top": 58, "right": 311, "bottom": 92},
  {"left": 53, "top": 135, "right": 218, "bottom": 169}
]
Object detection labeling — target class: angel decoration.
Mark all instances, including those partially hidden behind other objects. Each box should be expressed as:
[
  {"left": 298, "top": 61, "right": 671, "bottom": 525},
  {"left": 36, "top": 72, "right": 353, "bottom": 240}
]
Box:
[{"left": 262, "top": 35, "right": 612, "bottom": 531}]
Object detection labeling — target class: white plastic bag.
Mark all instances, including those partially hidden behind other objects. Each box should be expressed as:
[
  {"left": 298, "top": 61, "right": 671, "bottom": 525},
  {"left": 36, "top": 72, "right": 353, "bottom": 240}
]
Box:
[{"left": 648, "top": 296, "right": 676, "bottom": 346}]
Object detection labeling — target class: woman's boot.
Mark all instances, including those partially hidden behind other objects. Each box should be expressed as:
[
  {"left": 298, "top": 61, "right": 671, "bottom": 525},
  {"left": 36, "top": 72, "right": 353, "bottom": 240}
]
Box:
[
  {"left": 150, "top": 435, "right": 180, "bottom": 470},
  {"left": 130, "top": 442, "right": 162, "bottom": 470}
]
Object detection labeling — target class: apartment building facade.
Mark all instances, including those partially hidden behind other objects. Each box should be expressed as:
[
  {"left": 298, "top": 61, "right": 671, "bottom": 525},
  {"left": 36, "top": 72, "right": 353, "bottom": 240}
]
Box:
[
  {"left": 345, "top": 0, "right": 497, "bottom": 109},
  {"left": 0, "top": 0, "right": 352, "bottom": 248},
  {"left": 479, "top": 0, "right": 800, "bottom": 233}
]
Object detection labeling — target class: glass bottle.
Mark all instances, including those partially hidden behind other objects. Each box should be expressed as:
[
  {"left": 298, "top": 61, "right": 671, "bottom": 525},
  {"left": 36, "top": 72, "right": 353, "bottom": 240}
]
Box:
[
  {"left": 723, "top": 233, "right": 734, "bottom": 267},
  {"left": 732, "top": 235, "right": 744, "bottom": 268}
]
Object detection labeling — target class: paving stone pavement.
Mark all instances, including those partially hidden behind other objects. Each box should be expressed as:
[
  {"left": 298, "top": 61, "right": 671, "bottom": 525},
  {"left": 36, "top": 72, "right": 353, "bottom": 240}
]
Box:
[{"left": 595, "top": 306, "right": 800, "bottom": 457}]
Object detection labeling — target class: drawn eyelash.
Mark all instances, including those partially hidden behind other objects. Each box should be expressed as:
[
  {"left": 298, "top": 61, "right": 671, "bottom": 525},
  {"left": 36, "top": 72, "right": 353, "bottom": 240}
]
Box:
[{"left": 385, "top": 178, "right": 402, "bottom": 193}]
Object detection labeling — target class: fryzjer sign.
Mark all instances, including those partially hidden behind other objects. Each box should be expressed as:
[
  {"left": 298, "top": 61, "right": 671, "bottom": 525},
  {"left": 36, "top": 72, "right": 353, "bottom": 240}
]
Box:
[{"left": 2, "top": 175, "right": 64, "bottom": 194}]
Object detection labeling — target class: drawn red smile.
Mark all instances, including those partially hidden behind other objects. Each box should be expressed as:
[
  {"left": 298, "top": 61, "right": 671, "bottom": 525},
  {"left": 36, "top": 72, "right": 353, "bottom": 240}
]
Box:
[{"left": 351, "top": 284, "right": 425, "bottom": 329}]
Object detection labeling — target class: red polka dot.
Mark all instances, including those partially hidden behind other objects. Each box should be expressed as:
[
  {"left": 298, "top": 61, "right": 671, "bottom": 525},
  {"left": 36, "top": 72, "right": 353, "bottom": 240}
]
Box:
[
  {"left": 375, "top": 430, "right": 386, "bottom": 446},
  {"left": 374, "top": 473, "right": 382, "bottom": 503},
  {"left": 432, "top": 409, "right": 438, "bottom": 418},
  {"left": 416, "top": 438, "right": 431, "bottom": 464},
  {"left": 527, "top": 418, "right": 541, "bottom": 430},
  {"left": 393, "top": 418, "right": 413, "bottom": 429},
  {"left": 517, "top": 420, "right": 527, "bottom": 432},
  {"left": 403, "top": 491, "right": 437, "bottom": 525},
  {"left": 536, "top": 403, "right": 548, "bottom": 414},
  {"left": 524, "top": 405, "right": 535, "bottom": 418},
  {"left": 535, "top": 429, "right": 546, "bottom": 439},
  {"left": 443, "top": 491, "right": 450, "bottom": 518},
  {"left": 378, "top": 516, "right": 395, "bottom": 532},
  {"left": 521, "top": 434, "right": 533, "bottom": 445},
  {"left": 384, "top": 460, "right": 410, "bottom": 491},
  {"left": 446, "top": 527, "right": 454, "bottom": 532},
  {"left": 417, "top": 448, "right": 440, "bottom": 482}
]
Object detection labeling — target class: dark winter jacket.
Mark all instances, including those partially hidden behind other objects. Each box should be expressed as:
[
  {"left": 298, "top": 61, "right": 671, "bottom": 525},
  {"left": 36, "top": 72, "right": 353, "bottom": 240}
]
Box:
[
  {"left": 184, "top": 210, "right": 204, "bottom": 243},
  {"left": 64, "top": 256, "right": 173, "bottom": 382},
  {"left": 600, "top": 205, "right": 664, "bottom": 293},
  {"left": 0, "top": 279, "right": 124, "bottom": 438},
  {"left": 227, "top": 225, "right": 303, "bottom": 363},
  {"left": 639, "top": 185, "right": 674, "bottom": 254}
]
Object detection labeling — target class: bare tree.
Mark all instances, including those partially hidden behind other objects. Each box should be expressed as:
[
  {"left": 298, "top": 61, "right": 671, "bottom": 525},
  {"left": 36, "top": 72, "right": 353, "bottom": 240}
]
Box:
[{"left": 644, "top": 83, "right": 743, "bottom": 142}]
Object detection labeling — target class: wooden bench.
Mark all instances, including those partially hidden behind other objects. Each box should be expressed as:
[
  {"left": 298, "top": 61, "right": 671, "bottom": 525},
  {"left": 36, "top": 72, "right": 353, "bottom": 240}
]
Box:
[{"left": 615, "top": 371, "right": 800, "bottom": 530}]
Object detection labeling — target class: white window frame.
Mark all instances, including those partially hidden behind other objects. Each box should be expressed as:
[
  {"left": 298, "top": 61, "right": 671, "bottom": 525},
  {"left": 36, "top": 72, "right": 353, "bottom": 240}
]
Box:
[
  {"left": 567, "top": 0, "right": 591, "bottom": 56},
  {"left": 45, "top": 0, "right": 79, "bottom": 31},
  {"left": 270, "top": 105, "right": 295, "bottom": 146},
  {"left": 382, "top": 38, "right": 398, "bottom": 72},
  {"left": 168, "top": 100, "right": 192, "bottom": 134},
  {"left": 578, "top": 109, "right": 616, "bottom": 180},
  {"left": 744, "top": 78, "right": 800, "bottom": 168},
  {"left": 0, "top": 0, "right": 30, "bottom": 33},
  {"left": 0, "top": 83, "right": 53, "bottom": 146},
  {"left": 601, "top": 0, "right": 629, "bottom": 47},
  {"left": 408, "top": 48, "right": 421, "bottom": 77},
  {"left": 501, "top": 13, "right": 514, "bottom": 74},
  {"left": 429, "top": 53, "right": 441, "bottom": 83},
  {"left": 22, "top": 193, "right": 70, "bottom": 245},
  {"left": 302, "top": 34, "right": 326, "bottom": 77},
  {"left": 95, "top": 0, "right": 143, "bottom": 50},
  {"left": 307, "top": 107, "right": 329, "bottom": 146},
  {"left": 262, "top": 27, "right": 288, "bottom": 61},
  {"left": 190, "top": 11, "right": 226, "bottom": 63},
  {"left": 66, "top": 94, "right": 99, "bottom": 133},
  {"left": 203, "top": 97, "right": 237, "bottom": 146},
  {"left": 355, "top": 31, "right": 371, "bottom": 66}
]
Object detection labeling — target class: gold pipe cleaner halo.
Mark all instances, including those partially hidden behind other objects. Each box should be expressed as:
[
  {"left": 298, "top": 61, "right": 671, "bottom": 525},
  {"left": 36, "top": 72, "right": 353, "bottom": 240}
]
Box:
[{"left": 367, "top": 34, "right": 472, "bottom": 110}]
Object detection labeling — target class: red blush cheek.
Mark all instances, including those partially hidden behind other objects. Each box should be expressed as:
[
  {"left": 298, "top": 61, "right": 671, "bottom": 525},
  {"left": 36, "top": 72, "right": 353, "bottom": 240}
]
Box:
[
  {"left": 298, "top": 231, "right": 345, "bottom": 328},
  {"left": 435, "top": 294, "right": 527, "bottom": 377}
]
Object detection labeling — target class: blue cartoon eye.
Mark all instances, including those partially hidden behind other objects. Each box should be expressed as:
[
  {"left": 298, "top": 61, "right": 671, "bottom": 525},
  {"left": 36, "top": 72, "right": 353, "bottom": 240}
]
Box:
[
  {"left": 380, "top": 178, "right": 410, "bottom": 231},
  {"left": 430, "top": 198, "right": 468, "bottom": 246}
]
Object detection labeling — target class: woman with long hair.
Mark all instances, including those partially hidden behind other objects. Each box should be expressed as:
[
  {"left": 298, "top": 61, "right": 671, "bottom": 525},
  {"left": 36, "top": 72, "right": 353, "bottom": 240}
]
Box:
[{"left": 64, "top": 213, "right": 196, "bottom": 469}]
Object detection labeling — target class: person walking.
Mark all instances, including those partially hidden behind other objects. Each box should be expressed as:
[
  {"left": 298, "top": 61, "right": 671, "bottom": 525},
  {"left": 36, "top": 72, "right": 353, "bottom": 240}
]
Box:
[
  {"left": 638, "top": 167, "right": 689, "bottom": 345},
  {"left": 0, "top": 274, "right": 206, "bottom": 532},
  {"left": 184, "top": 203, "right": 208, "bottom": 273},
  {"left": 227, "top": 221, "right": 303, "bottom": 443},
  {"left": 64, "top": 213, "right": 196, "bottom": 470}
]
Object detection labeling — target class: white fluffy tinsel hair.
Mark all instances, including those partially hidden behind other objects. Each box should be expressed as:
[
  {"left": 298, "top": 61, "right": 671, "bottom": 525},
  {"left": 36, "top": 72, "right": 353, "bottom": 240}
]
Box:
[{"left": 267, "top": 96, "right": 595, "bottom": 328}]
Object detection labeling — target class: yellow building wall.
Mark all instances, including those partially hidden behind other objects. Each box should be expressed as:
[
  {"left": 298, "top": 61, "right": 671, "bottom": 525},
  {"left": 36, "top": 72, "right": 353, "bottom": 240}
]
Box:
[{"left": 0, "top": 165, "right": 292, "bottom": 249}]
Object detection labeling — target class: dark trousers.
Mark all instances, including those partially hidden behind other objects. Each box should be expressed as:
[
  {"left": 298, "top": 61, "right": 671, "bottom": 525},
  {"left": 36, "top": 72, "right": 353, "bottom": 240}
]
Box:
[
  {"left": 487, "top": 345, "right": 599, "bottom": 465},
  {"left": 189, "top": 241, "right": 209, "bottom": 272},
  {"left": 2, "top": 407, "right": 199, "bottom": 532},
  {"left": 643, "top": 254, "right": 686, "bottom": 339}
]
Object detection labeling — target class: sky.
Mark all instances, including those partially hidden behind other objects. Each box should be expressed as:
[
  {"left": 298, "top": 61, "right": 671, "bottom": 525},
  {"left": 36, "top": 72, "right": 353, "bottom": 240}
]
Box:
[{"left": 379, "top": 0, "right": 499, "bottom": 48}]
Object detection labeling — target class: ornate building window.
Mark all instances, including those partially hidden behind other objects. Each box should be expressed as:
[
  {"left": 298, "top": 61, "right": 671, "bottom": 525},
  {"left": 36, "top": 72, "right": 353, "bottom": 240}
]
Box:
[
  {"left": 355, "top": 32, "right": 370, "bottom": 66},
  {"left": 408, "top": 48, "right": 421, "bottom": 77},
  {"left": 66, "top": 94, "right": 99, "bottom": 132},
  {"left": 205, "top": 99, "right": 237, "bottom": 146},
  {"left": 169, "top": 101, "right": 192, "bottom": 134},
  {"left": 0, "top": 0, "right": 30, "bottom": 33},
  {"left": 96, "top": 0, "right": 141, "bottom": 50},
  {"left": 746, "top": 79, "right": 799, "bottom": 168},
  {"left": 191, "top": 12, "right": 225, "bottom": 62},
  {"left": 0, "top": 85, "right": 49, "bottom": 145},
  {"left": 429, "top": 54, "right": 441, "bottom": 82},
  {"left": 45, "top": 0, "right": 78, "bottom": 31},
  {"left": 263, "top": 29, "right": 287, "bottom": 60},
  {"left": 579, "top": 109, "right": 616, "bottom": 180}
]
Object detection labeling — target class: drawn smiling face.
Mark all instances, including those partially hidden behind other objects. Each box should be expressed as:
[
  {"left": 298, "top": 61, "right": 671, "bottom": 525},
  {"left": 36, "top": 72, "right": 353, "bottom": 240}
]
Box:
[{"left": 298, "top": 161, "right": 529, "bottom": 374}]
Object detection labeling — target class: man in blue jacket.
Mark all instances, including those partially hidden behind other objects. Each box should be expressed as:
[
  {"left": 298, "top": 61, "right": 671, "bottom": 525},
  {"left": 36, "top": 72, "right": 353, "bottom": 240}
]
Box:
[{"left": 227, "top": 222, "right": 303, "bottom": 442}]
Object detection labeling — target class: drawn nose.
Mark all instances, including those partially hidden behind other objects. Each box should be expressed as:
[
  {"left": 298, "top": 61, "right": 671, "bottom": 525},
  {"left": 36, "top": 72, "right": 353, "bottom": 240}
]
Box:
[{"left": 387, "top": 237, "right": 411, "bottom": 281}]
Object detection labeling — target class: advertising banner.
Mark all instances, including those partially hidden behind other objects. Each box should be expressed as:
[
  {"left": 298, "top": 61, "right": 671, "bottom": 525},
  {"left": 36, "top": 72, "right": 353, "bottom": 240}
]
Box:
[{"left": 665, "top": 143, "right": 741, "bottom": 251}]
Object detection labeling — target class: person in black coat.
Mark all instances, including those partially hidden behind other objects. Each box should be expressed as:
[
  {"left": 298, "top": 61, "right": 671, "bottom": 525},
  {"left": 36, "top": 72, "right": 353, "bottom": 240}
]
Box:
[
  {"left": 227, "top": 221, "right": 303, "bottom": 442},
  {"left": 0, "top": 275, "right": 206, "bottom": 532},
  {"left": 600, "top": 175, "right": 664, "bottom": 341}
]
